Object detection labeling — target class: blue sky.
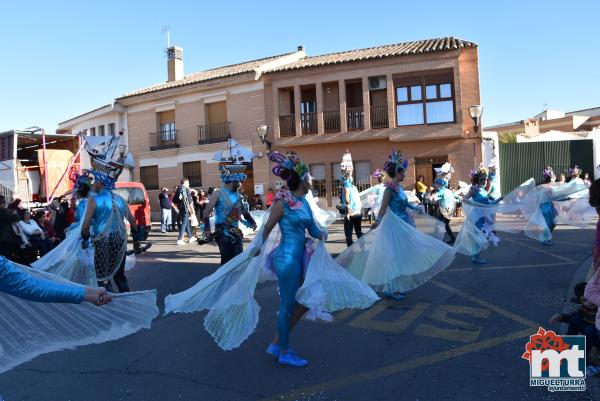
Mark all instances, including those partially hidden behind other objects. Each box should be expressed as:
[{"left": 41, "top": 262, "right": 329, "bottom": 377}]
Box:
[{"left": 1, "top": 0, "right": 598, "bottom": 132}]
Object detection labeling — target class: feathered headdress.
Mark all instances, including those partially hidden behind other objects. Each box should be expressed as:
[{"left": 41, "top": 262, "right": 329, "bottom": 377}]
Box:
[
  {"left": 566, "top": 165, "right": 581, "bottom": 177},
  {"left": 488, "top": 164, "right": 497, "bottom": 178},
  {"left": 384, "top": 150, "right": 409, "bottom": 174},
  {"left": 372, "top": 169, "right": 384, "bottom": 179},
  {"left": 270, "top": 151, "right": 310, "bottom": 182},
  {"left": 434, "top": 162, "right": 454, "bottom": 185},
  {"left": 543, "top": 166, "right": 555, "bottom": 182},
  {"left": 70, "top": 171, "right": 92, "bottom": 198},
  {"left": 82, "top": 134, "right": 133, "bottom": 190},
  {"left": 219, "top": 164, "right": 247, "bottom": 183},
  {"left": 470, "top": 165, "right": 488, "bottom": 182}
]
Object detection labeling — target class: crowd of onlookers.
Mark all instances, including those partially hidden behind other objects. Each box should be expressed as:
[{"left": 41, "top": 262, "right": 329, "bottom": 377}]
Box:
[
  {"left": 0, "top": 195, "right": 74, "bottom": 264},
  {"left": 158, "top": 183, "right": 276, "bottom": 243}
]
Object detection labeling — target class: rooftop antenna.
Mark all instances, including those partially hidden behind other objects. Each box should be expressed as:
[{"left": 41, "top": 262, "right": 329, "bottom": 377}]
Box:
[{"left": 160, "top": 25, "right": 171, "bottom": 48}]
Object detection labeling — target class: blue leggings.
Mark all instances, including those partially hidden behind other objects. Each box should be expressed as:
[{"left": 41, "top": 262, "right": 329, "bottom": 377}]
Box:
[{"left": 273, "top": 249, "right": 303, "bottom": 350}]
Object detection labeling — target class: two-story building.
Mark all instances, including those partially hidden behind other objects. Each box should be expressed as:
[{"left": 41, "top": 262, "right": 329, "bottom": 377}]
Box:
[
  {"left": 116, "top": 46, "right": 306, "bottom": 216},
  {"left": 262, "top": 37, "right": 482, "bottom": 206}
]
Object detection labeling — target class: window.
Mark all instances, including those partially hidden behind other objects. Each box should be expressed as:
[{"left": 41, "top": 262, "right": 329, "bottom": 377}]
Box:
[
  {"left": 183, "top": 161, "right": 202, "bottom": 187},
  {"left": 0, "top": 136, "right": 13, "bottom": 161},
  {"left": 114, "top": 187, "right": 146, "bottom": 205},
  {"left": 108, "top": 123, "right": 116, "bottom": 135},
  {"left": 331, "top": 163, "right": 343, "bottom": 197},
  {"left": 98, "top": 125, "right": 105, "bottom": 136},
  {"left": 395, "top": 76, "right": 455, "bottom": 126},
  {"left": 160, "top": 122, "right": 176, "bottom": 141},
  {"left": 90, "top": 127, "right": 96, "bottom": 136},
  {"left": 310, "top": 164, "right": 326, "bottom": 197},
  {"left": 354, "top": 161, "right": 371, "bottom": 192},
  {"left": 140, "top": 166, "right": 159, "bottom": 190}
]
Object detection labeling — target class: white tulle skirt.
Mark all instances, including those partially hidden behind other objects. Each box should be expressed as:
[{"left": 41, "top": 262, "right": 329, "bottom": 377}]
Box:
[
  {"left": 164, "top": 212, "right": 377, "bottom": 350},
  {"left": 31, "top": 225, "right": 97, "bottom": 287},
  {"left": 0, "top": 263, "right": 158, "bottom": 374},
  {"left": 336, "top": 210, "right": 455, "bottom": 293}
]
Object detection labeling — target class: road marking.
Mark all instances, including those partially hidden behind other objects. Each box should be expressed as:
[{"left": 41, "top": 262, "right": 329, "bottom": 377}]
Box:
[
  {"left": 414, "top": 305, "right": 491, "bottom": 343},
  {"left": 347, "top": 300, "right": 430, "bottom": 333},
  {"left": 443, "top": 261, "right": 572, "bottom": 273},
  {"left": 259, "top": 328, "right": 534, "bottom": 401},
  {"left": 504, "top": 238, "right": 576, "bottom": 264},
  {"left": 430, "top": 280, "right": 539, "bottom": 328}
]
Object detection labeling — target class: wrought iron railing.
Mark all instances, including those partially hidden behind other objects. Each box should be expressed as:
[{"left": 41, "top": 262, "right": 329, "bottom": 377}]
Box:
[
  {"left": 370, "top": 105, "right": 389, "bottom": 129},
  {"left": 323, "top": 110, "right": 341, "bottom": 133},
  {"left": 301, "top": 112, "right": 318, "bottom": 134},
  {"left": 149, "top": 130, "right": 179, "bottom": 150},
  {"left": 198, "top": 121, "right": 231, "bottom": 144},
  {"left": 279, "top": 115, "right": 296, "bottom": 137},
  {"left": 347, "top": 106, "right": 364, "bottom": 131}
]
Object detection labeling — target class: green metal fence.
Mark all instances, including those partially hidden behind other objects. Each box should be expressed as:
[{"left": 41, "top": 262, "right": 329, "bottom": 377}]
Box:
[{"left": 499, "top": 139, "right": 593, "bottom": 193}]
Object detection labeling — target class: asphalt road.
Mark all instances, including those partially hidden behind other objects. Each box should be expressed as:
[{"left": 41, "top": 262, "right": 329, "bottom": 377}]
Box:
[{"left": 0, "top": 221, "right": 598, "bottom": 401}]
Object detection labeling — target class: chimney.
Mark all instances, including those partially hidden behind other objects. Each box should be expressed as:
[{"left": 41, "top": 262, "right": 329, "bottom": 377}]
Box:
[{"left": 167, "top": 46, "right": 184, "bottom": 82}]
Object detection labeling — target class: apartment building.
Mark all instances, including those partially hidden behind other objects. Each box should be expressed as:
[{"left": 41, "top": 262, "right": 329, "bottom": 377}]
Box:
[
  {"left": 116, "top": 46, "right": 306, "bottom": 215},
  {"left": 263, "top": 37, "right": 482, "bottom": 206}
]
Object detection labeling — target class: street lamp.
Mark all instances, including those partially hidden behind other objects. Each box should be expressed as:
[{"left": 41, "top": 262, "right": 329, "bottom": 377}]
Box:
[
  {"left": 469, "top": 105, "right": 483, "bottom": 133},
  {"left": 256, "top": 125, "right": 272, "bottom": 152}
]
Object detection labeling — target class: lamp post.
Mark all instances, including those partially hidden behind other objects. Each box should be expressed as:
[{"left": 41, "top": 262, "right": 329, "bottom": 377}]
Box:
[
  {"left": 468, "top": 105, "right": 483, "bottom": 133},
  {"left": 256, "top": 125, "right": 271, "bottom": 153}
]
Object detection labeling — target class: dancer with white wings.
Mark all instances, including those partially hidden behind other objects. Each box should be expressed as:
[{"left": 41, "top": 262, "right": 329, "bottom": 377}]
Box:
[
  {"left": 336, "top": 151, "right": 455, "bottom": 300},
  {"left": 165, "top": 151, "right": 378, "bottom": 366}
]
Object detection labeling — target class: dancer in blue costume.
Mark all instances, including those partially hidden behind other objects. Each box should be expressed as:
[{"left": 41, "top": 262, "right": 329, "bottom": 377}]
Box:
[
  {"left": 204, "top": 161, "right": 257, "bottom": 265},
  {"left": 460, "top": 166, "right": 501, "bottom": 264},
  {"left": 486, "top": 165, "right": 501, "bottom": 201},
  {"left": 430, "top": 162, "right": 459, "bottom": 244},
  {"left": 261, "top": 152, "right": 327, "bottom": 367},
  {"left": 80, "top": 135, "right": 142, "bottom": 292},
  {"left": 539, "top": 167, "right": 559, "bottom": 245},
  {"left": 1, "top": 255, "right": 109, "bottom": 305},
  {"left": 337, "top": 150, "right": 455, "bottom": 300},
  {"left": 32, "top": 174, "right": 96, "bottom": 285}
]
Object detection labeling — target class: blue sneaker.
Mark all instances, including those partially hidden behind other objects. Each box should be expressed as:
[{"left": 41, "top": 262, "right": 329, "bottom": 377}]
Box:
[
  {"left": 278, "top": 350, "right": 308, "bottom": 367},
  {"left": 471, "top": 255, "right": 487, "bottom": 264},
  {"left": 542, "top": 240, "right": 553, "bottom": 245},
  {"left": 266, "top": 343, "right": 280, "bottom": 357},
  {"left": 383, "top": 291, "right": 406, "bottom": 300}
]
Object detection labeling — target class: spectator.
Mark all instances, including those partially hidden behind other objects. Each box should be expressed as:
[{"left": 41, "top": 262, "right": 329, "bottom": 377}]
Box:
[
  {"left": 171, "top": 185, "right": 181, "bottom": 232},
  {"left": 159, "top": 187, "right": 172, "bottom": 233},
  {"left": 0, "top": 196, "right": 20, "bottom": 259},
  {"left": 552, "top": 282, "right": 599, "bottom": 376},
  {"left": 250, "top": 194, "right": 263, "bottom": 211},
  {"left": 175, "top": 179, "right": 196, "bottom": 246},
  {"left": 196, "top": 188, "right": 208, "bottom": 221},
  {"left": 266, "top": 188, "right": 275, "bottom": 208},
  {"left": 190, "top": 189, "right": 201, "bottom": 238},
  {"left": 202, "top": 187, "right": 215, "bottom": 240},
  {"left": 65, "top": 198, "right": 76, "bottom": 227},
  {"left": 415, "top": 175, "right": 427, "bottom": 203},
  {"left": 34, "top": 211, "right": 60, "bottom": 248},
  {"left": 19, "top": 210, "right": 51, "bottom": 257},
  {"left": 8, "top": 198, "right": 25, "bottom": 219},
  {"left": 52, "top": 199, "right": 69, "bottom": 240}
]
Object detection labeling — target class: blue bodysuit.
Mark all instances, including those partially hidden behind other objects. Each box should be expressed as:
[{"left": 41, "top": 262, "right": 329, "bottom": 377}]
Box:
[
  {"left": 272, "top": 196, "right": 323, "bottom": 350},
  {"left": 386, "top": 186, "right": 419, "bottom": 226},
  {"left": 214, "top": 188, "right": 242, "bottom": 227},
  {"left": 0, "top": 256, "right": 84, "bottom": 303},
  {"left": 470, "top": 186, "right": 499, "bottom": 230}
]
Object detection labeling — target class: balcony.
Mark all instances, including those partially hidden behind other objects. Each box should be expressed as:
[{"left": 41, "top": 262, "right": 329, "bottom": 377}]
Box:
[
  {"left": 198, "top": 121, "right": 231, "bottom": 144},
  {"left": 347, "top": 106, "right": 364, "bottom": 131},
  {"left": 370, "top": 105, "right": 389, "bottom": 129},
  {"left": 279, "top": 114, "right": 296, "bottom": 137},
  {"left": 324, "top": 110, "right": 341, "bottom": 133},
  {"left": 301, "top": 112, "right": 318, "bottom": 135},
  {"left": 149, "top": 130, "right": 179, "bottom": 151}
]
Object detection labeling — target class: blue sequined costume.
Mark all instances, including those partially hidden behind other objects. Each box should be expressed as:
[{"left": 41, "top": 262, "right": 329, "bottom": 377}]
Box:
[
  {"left": 387, "top": 185, "right": 420, "bottom": 226},
  {"left": 0, "top": 256, "right": 83, "bottom": 303},
  {"left": 214, "top": 188, "right": 256, "bottom": 265},
  {"left": 272, "top": 196, "right": 323, "bottom": 350},
  {"left": 470, "top": 187, "right": 499, "bottom": 231},
  {"left": 540, "top": 201, "right": 558, "bottom": 233}
]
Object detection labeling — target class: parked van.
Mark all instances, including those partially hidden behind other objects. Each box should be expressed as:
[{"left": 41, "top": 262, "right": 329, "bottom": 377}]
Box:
[{"left": 114, "top": 182, "right": 151, "bottom": 239}]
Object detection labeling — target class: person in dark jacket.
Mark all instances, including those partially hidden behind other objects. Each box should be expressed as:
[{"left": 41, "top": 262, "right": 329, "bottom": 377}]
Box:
[
  {"left": 0, "top": 196, "right": 20, "bottom": 259},
  {"left": 159, "top": 187, "right": 172, "bottom": 233}
]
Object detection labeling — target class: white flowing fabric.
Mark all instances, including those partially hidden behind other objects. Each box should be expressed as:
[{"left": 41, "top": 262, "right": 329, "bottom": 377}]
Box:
[
  {"left": 306, "top": 191, "right": 338, "bottom": 226},
  {"left": 0, "top": 264, "right": 158, "bottom": 374},
  {"left": 165, "top": 201, "right": 376, "bottom": 351},
  {"left": 296, "top": 241, "right": 379, "bottom": 315},
  {"left": 553, "top": 184, "right": 595, "bottom": 228},
  {"left": 336, "top": 210, "right": 455, "bottom": 293},
  {"left": 31, "top": 225, "right": 97, "bottom": 287}
]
